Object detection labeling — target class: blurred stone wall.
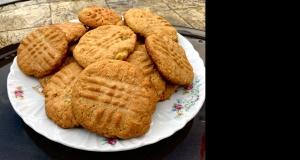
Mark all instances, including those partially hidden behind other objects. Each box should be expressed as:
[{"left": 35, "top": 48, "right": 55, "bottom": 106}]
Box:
[{"left": 0, "top": 0, "right": 205, "bottom": 49}]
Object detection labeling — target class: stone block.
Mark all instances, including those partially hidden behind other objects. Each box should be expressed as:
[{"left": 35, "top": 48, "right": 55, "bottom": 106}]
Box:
[
  {"left": 0, "top": 3, "right": 51, "bottom": 32},
  {"left": 0, "top": 28, "right": 36, "bottom": 49},
  {"left": 176, "top": 7, "right": 205, "bottom": 31}
]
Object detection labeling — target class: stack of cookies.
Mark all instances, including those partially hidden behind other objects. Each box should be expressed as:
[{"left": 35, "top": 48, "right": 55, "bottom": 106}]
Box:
[{"left": 16, "top": 6, "right": 194, "bottom": 140}]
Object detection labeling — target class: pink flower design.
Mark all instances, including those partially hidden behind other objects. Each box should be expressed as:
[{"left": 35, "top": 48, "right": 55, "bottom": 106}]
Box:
[
  {"left": 174, "top": 104, "right": 183, "bottom": 110},
  {"left": 170, "top": 76, "right": 202, "bottom": 118},
  {"left": 14, "top": 86, "right": 24, "bottom": 99},
  {"left": 14, "top": 90, "right": 22, "bottom": 96},
  {"left": 183, "top": 84, "right": 193, "bottom": 95},
  {"left": 186, "top": 84, "right": 193, "bottom": 90},
  {"left": 107, "top": 139, "right": 117, "bottom": 145}
]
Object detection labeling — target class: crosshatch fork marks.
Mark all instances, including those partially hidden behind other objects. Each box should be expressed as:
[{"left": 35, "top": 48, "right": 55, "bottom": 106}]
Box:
[
  {"left": 151, "top": 36, "right": 190, "bottom": 70},
  {"left": 73, "top": 25, "right": 136, "bottom": 68},
  {"left": 21, "top": 27, "right": 61, "bottom": 68},
  {"left": 78, "top": 76, "right": 139, "bottom": 108},
  {"left": 17, "top": 25, "right": 68, "bottom": 78},
  {"left": 71, "top": 59, "right": 157, "bottom": 139}
]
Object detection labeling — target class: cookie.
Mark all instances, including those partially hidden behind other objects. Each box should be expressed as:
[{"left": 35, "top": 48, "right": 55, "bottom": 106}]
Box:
[
  {"left": 116, "top": 20, "right": 124, "bottom": 26},
  {"left": 73, "top": 25, "right": 136, "bottom": 68},
  {"left": 78, "top": 5, "right": 122, "bottom": 29},
  {"left": 39, "top": 55, "right": 77, "bottom": 88},
  {"left": 43, "top": 62, "right": 83, "bottom": 128},
  {"left": 17, "top": 25, "right": 68, "bottom": 78},
  {"left": 126, "top": 45, "right": 166, "bottom": 100},
  {"left": 145, "top": 34, "right": 194, "bottom": 85},
  {"left": 39, "top": 74, "right": 52, "bottom": 88},
  {"left": 159, "top": 81, "right": 179, "bottom": 101},
  {"left": 124, "top": 8, "right": 178, "bottom": 42},
  {"left": 72, "top": 59, "right": 157, "bottom": 139},
  {"left": 53, "top": 22, "right": 87, "bottom": 43},
  {"left": 148, "top": 69, "right": 166, "bottom": 101}
]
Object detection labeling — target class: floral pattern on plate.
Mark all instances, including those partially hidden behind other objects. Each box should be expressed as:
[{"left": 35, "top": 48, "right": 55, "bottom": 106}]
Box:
[
  {"left": 171, "top": 75, "right": 202, "bottom": 118},
  {"left": 102, "top": 138, "right": 123, "bottom": 145},
  {"left": 14, "top": 86, "right": 24, "bottom": 99}
]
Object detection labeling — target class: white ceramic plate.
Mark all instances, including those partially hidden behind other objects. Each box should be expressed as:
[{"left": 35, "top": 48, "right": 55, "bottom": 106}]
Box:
[{"left": 7, "top": 33, "right": 205, "bottom": 152}]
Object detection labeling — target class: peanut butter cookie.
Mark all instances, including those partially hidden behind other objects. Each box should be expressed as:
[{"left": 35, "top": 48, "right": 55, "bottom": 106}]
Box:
[
  {"left": 43, "top": 62, "right": 83, "bottom": 128},
  {"left": 72, "top": 59, "right": 157, "bottom": 139},
  {"left": 73, "top": 25, "right": 136, "bottom": 68},
  {"left": 126, "top": 45, "right": 166, "bottom": 101},
  {"left": 39, "top": 55, "right": 77, "bottom": 88},
  {"left": 78, "top": 5, "right": 122, "bottom": 29},
  {"left": 124, "top": 8, "right": 178, "bottom": 42},
  {"left": 53, "top": 22, "right": 87, "bottom": 43},
  {"left": 145, "top": 34, "right": 194, "bottom": 85},
  {"left": 17, "top": 25, "right": 68, "bottom": 78}
]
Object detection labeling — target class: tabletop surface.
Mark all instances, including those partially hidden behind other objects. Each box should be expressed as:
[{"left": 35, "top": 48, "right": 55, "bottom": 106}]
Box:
[
  {"left": 0, "top": 1, "right": 205, "bottom": 160},
  {"left": 0, "top": 0, "right": 205, "bottom": 49}
]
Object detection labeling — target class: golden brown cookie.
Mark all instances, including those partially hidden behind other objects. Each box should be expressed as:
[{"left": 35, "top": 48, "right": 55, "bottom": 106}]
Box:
[
  {"left": 53, "top": 22, "right": 87, "bottom": 43},
  {"left": 145, "top": 34, "right": 194, "bottom": 85},
  {"left": 124, "top": 8, "right": 178, "bottom": 42},
  {"left": 72, "top": 59, "right": 157, "bottom": 139},
  {"left": 43, "top": 62, "right": 83, "bottom": 129},
  {"left": 73, "top": 25, "right": 136, "bottom": 68},
  {"left": 126, "top": 45, "right": 166, "bottom": 101},
  {"left": 159, "top": 81, "right": 179, "bottom": 101},
  {"left": 78, "top": 5, "right": 122, "bottom": 29},
  {"left": 149, "top": 69, "right": 166, "bottom": 101},
  {"left": 39, "top": 75, "right": 52, "bottom": 88},
  {"left": 17, "top": 25, "right": 68, "bottom": 78},
  {"left": 135, "top": 43, "right": 147, "bottom": 52},
  {"left": 39, "top": 55, "right": 77, "bottom": 88},
  {"left": 115, "top": 20, "right": 124, "bottom": 26}
]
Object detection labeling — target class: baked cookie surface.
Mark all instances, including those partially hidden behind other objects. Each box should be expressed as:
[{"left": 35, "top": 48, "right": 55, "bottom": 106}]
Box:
[
  {"left": 78, "top": 5, "right": 122, "bottom": 28},
  {"left": 124, "top": 8, "right": 178, "bottom": 42},
  {"left": 145, "top": 34, "right": 194, "bottom": 85},
  {"left": 53, "top": 22, "right": 87, "bottom": 43},
  {"left": 126, "top": 45, "right": 166, "bottom": 101},
  {"left": 72, "top": 59, "right": 157, "bottom": 139},
  {"left": 73, "top": 25, "right": 136, "bottom": 68},
  {"left": 42, "top": 62, "right": 83, "bottom": 129},
  {"left": 17, "top": 25, "right": 68, "bottom": 78},
  {"left": 159, "top": 81, "right": 179, "bottom": 101},
  {"left": 39, "top": 55, "right": 77, "bottom": 88}
]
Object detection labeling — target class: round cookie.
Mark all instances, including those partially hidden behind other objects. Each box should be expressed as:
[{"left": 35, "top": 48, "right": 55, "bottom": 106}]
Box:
[
  {"left": 17, "top": 25, "right": 68, "bottom": 78},
  {"left": 124, "top": 8, "right": 178, "bottom": 42},
  {"left": 145, "top": 34, "right": 194, "bottom": 85},
  {"left": 115, "top": 20, "right": 124, "bottom": 26},
  {"left": 73, "top": 25, "right": 136, "bottom": 68},
  {"left": 78, "top": 5, "right": 122, "bottom": 29},
  {"left": 72, "top": 59, "right": 157, "bottom": 139},
  {"left": 53, "top": 22, "right": 87, "bottom": 44},
  {"left": 42, "top": 62, "right": 83, "bottom": 129},
  {"left": 126, "top": 45, "right": 166, "bottom": 101}
]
